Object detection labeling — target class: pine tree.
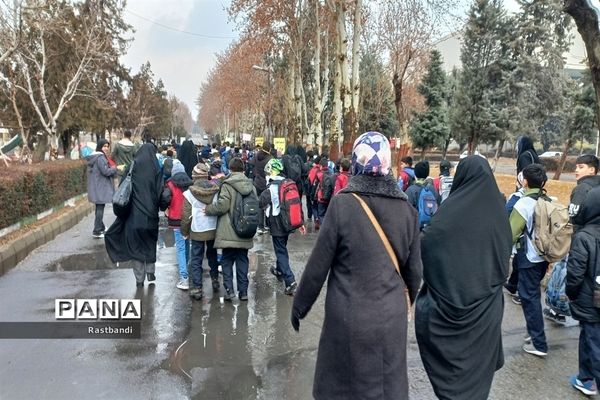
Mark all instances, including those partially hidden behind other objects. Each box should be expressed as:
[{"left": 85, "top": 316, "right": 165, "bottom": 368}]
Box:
[
  {"left": 451, "top": 0, "right": 507, "bottom": 153},
  {"left": 410, "top": 49, "right": 449, "bottom": 158}
]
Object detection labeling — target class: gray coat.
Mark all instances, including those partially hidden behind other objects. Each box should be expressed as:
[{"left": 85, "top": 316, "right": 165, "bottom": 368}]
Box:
[
  {"left": 86, "top": 152, "right": 117, "bottom": 204},
  {"left": 292, "top": 174, "right": 422, "bottom": 400},
  {"left": 205, "top": 172, "right": 256, "bottom": 249}
]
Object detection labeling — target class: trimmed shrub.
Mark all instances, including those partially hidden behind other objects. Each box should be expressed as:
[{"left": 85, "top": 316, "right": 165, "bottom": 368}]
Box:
[
  {"left": 0, "top": 160, "right": 87, "bottom": 229},
  {"left": 539, "top": 157, "right": 577, "bottom": 173}
]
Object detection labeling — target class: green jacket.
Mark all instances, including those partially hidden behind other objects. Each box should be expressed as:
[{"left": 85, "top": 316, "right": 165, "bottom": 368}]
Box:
[
  {"left": 181, "top": 180, "right": 220, "bottom": 242},
  {"left": 205, "top": 172, "right": 256, "bottom": 249}
]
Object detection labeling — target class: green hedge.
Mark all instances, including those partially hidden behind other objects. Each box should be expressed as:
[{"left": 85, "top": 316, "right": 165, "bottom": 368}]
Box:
[{"left": 0, "top": 160, "right": 87, "bottom": 230}]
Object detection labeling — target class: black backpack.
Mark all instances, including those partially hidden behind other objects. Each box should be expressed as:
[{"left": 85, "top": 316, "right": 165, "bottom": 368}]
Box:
[
  {"left": 228, "top": 185, "right": 259, "bottom": 238},
  {"left": 321, "top": 173, "right": 336, "bottom": 202},
  {"left": 285, "top": 155, "right": 303, "bottom": 184}
]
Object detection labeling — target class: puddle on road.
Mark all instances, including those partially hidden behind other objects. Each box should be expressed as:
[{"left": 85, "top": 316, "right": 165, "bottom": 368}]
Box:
[
  {"left": 46, "top": 229, "right": 178, "bottom": 272},
  {"left": 47, "top": 251, "right": 132, "bottom": 271}
]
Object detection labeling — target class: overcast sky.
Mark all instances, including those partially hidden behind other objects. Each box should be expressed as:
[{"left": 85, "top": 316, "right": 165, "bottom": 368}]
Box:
[{"left": 119, "top": 0, "right": 598, "bottom": 124}]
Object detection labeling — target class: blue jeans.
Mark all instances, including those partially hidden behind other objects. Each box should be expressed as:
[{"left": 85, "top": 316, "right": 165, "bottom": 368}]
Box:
[
  {"left": 579, "top": 322, "right": 600, "bottom": 387},
  {"left": 317, "top": 202, "right": 329, "bottom": 224},
  {"left": 311, "top": 200, "right": 319, "bottom": 222},
  {"left": 221, "top": 248, "right": 249, "bottom": 295},
  {"left": 272, "top": 235, "right": 295, "bottom": 287},
  {"left": 190, "top": 239, "right": 219, "bottom": 288},
  {"left": 516, "top": 249, "right": 549, "bottom": 352},
  {"left": 173, "top": 229, "right": 188, "bottom": 280}
]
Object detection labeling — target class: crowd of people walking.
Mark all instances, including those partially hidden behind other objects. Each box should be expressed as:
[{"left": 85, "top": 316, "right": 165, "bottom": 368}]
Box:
[{"left": 86, "top": 130, "right": 600, "bottom": 399}]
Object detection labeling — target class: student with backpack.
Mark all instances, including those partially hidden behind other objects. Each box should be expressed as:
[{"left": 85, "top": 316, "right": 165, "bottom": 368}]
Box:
[
  {"left": 181, "top": 163, "right": 221, "bottom": 300},
  {"left": 303, "top": 150, "right": 316, "bottom": 222},
  {"left": 259, "top": 159, "right": 307, "bottom": 295},
  {"left": 282, "top": 144, "right": 306, "bottom": 198},
  {"left": 509, "top": 163, "right": 571, "bottom": 357},
  {"left": 308, "top": 156, "right": 323, "bottom": 229},
  {"left": 314, "top": 158, "right": 336, "bottom": 227},
  {"left": 565, "top": 187, "right": 600, "bottom": 396},
  {"left": 205, "top": 158, "right": 258, "bottom": 301},
  {"left": 333, "top": 158, "right": 351, "bottom": 195},
  {"left": 543, "top": 155, "right": 600, "bottom": 325},
  {"left": 433, "top": 159, "right": 453, "bottom": 203},
  {"left": 162, "top": 161, "right": 194, "bottom": 290},
  {"left": 397, "top": 156, "right": 416, "bottom": 192},
  {"left": 405, "top": 161, "right": 441, "bottom": 230}
]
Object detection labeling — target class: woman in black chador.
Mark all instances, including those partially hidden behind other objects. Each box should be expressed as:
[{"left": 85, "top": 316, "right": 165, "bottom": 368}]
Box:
[
  {"left": 105, "top": 143, "right": 166, "bottom": 287},
  {"left": 415, "top": 155, "right": 512, "bottom": 400}
]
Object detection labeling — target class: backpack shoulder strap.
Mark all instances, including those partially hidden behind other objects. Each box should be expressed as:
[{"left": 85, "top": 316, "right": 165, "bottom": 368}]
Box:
[
  {"left": 352, "top": 193, "right": 413, "bottom": 318},
  {"left": 352, "top": 194, "right": 399, "bottom": 274}
]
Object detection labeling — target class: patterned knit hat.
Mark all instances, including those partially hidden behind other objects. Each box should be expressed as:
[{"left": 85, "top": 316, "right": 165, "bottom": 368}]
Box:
[
  {"left": 192, "top": 162, "right": 210, "bottom": 180},
  {"left": 351, "top": 131, "right": 391, "bottom": 176}
]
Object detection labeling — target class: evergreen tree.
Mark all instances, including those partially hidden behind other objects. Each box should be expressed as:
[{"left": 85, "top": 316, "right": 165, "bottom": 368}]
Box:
[
  {"left": 410, "top": 49, "right": 449, "bottom": 158},
  {"left": 451, "top": 0, "right": 507, "bottom": 153},
  {"left": 358, "top": 54, "right": 399, "bottom": 139}
]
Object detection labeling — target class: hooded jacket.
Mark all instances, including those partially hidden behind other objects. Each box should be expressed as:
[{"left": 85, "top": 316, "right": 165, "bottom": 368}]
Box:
[
  {"left": 86, "top": 152, "right": 117, "bottom": 204},
  {"left": 180, "top": 180, "right": 220, "bottom": 241},
  {"left": 205, "top": 172, "right": 256, "bottom": 249},
  {"left": 516, "top": 136, "right": 540, "bottom": 173},
  {"left": 111, "top": 138, "right": 137, "bottom": 167},
  {"left": 164, "top": 172, "right": 194, "bottom": 227},
  {"left": 570, "top": 174, "right": 600, "bottom": 230},
  {"left": 566, "top": 186, "right": 600, "bottom": 323},
  {"left": 249, "top": 149, "right": 272, "bottom": 192}
]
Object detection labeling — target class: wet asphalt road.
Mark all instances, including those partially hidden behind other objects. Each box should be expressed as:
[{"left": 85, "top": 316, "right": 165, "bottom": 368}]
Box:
[{"left": 0, "top": 205, "right": 589, "bottom": 399}]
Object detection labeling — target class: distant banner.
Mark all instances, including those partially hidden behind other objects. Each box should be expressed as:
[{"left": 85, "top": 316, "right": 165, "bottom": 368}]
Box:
[
  {"left": 255, "top": 137, "right": 264, "bottom": 147},
  {"left": 242, "top": 133, "right": 252, "bottom": 142},
  {"left": 273, "top": 137, "right": 286, "bottom": 155}
]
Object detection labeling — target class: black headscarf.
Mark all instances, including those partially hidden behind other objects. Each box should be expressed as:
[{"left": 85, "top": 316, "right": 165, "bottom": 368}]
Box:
[
  {"left": 516, "top": 136, "right": 539, "bottom": 173},
  {"left": 96, "top": 139, "right": 109, "bottom": 152},
  {"left": 105, "top": 143, "right": 164, "bottom": 264},
  {"left": 422, "top": 155, "right": 511, "bottom": 308},
  {"left": 415, "top": 155, "right": 512, "bottom": 400},
  {"left": 131, "top": 143, "right": 163, "bottom": 219},
  {"left": 178, "top": 140, "right": 198, "bottom": 179}
]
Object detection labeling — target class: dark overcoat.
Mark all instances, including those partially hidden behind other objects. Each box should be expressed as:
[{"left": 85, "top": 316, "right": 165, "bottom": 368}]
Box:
[{"left": 292, "top": 174, "right": 422, "bottom": 400}]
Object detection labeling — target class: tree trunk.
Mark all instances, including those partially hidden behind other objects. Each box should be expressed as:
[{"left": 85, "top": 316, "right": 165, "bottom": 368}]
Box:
[
  {"left": 337, "top": 1, "right": 350, "bottom": 150},
  {"left": 491, "top": 138, "right": 505, "bottom": 173},
  {"left": 564, "top": 0, "right": 600, "bottom": 141},
  {"left": 32, "top": 133, "right": 48, "bottom": 163},
  {"left": 553, "top": 135, "right": 574, "bottom": 180}
]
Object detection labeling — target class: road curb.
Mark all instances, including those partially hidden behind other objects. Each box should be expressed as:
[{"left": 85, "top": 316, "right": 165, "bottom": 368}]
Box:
[{"left": 0, "top": 202, "right": 93, "bottom": 277}]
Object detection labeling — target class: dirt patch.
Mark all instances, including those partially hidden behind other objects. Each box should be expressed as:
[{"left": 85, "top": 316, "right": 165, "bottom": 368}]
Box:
[{"left": 495, "top": 173, "right": 575, "bottom": 205}]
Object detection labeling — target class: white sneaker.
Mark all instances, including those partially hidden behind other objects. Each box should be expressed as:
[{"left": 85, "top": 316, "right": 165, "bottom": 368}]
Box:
[
  {"left": 176, "top": 279, "right": 189, "bottom": 290},
  {"left": 92, "top": 233, "right": 104, "bottom": 239},
  {"left": 523, "top": 343, "right": 547, "bottom": 357}
]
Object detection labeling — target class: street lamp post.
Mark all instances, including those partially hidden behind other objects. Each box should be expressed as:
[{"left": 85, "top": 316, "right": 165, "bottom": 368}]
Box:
[{"left": 252, "top": 65, "right": 273, "bottom": 142}]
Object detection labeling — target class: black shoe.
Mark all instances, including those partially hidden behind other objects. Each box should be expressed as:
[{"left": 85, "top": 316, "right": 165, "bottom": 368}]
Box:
[
  {"left": 211, "top": 278, "right": 220, "bottom": 291},
  {"left": 136, "top": 281, "right": 144, "bottom": 288},
  {"left": 239, "top": 292, "right": 248, "bottom": 301},
  {"left": 503, "top": 282, "right": 516, "bottom": 295},
  {"left": 285, "top": 281, "right": 297, "bottom": 296},
  {"left": 224, "top": 290, "right": 234, "bottom": 302},
  {"left": 270, "top": 266, "right": 283, "bottom": 282},
  {"left": 147, "top": 273, "right": 156, "bottom": 282}
]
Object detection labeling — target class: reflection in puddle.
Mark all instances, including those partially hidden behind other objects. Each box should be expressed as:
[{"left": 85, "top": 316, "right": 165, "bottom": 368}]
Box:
[{"left": 47, "top": 252, "right": 131, "bottom": 271}]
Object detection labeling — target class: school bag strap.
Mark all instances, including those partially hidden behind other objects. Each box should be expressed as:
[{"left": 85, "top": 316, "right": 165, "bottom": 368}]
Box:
[{"left": 351, "top": 193, "right": 413, "bottom": 320}]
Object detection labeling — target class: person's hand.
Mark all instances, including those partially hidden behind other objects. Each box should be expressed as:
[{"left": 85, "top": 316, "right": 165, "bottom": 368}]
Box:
[
  {"left": 117, "top": 164, "right": 125, "bottom": 172},
  {"left": 299, "top": 225, "right": 306, "bottom": 235},
  {"left": 291, "top": 313, "right": 300, "bottom": 332},
  {"left": 183, "top": 235, "right": 188, "bottom": 240}
]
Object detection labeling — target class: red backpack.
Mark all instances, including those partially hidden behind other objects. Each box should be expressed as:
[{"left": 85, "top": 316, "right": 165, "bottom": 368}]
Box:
[{"left": 278, "top": 179, "right": 304, "bottom": 232}]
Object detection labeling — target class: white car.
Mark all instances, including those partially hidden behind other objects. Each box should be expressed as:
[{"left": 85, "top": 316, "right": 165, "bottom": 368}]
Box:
[
  {"left": 539, "top": 151, "right": 563, "bottom": 158},
  {"left": 459, "top": 150, "right": 486, "bottom": 160}
]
